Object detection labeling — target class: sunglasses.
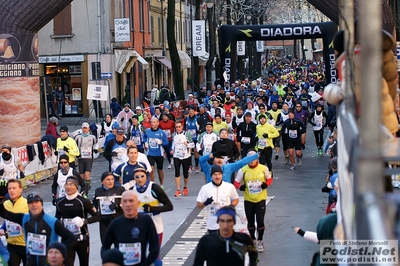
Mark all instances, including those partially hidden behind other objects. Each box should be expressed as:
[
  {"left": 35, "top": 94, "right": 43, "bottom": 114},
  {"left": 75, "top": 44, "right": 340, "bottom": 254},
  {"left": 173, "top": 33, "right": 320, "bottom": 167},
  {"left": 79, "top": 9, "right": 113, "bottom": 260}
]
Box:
[
  {"left": 134, "top": 175, "right": 146, "bottom": 179},
  {"left": 59, "top": 161, "right": 69, "bottom": 164}
]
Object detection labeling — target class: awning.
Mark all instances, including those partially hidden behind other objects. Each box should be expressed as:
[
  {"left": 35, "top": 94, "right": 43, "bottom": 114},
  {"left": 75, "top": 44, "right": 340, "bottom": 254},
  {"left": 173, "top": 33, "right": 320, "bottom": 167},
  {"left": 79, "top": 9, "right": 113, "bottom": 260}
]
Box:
[
  {"left": 178, "top": 50, "right": 191, "bottom": 69},
  {"left": 156, "top": 58, "right": 172, "bottom": 69},
  {"left": 198, "top": 52, "right": 209, "bottom": 66},
  {"left": 115, "top": 50, "right": 149, "bottom": 74}
]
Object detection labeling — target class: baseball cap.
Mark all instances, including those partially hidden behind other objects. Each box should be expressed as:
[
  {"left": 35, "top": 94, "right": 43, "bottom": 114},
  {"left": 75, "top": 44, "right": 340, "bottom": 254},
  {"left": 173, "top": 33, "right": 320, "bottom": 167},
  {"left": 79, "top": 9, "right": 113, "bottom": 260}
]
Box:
[
  {"left": 116, "top": 127, "right": 125, "bottom": 134},
  {"left": 82, "top": 122, "right": 90, "bottom": 128},
  {"left": 60, "top": 126, "right": 68, "bottom": 132},
  {"left": 188, "top": 93, "right": 193, "bottom": 97},
  {"left": 136, "top": 106, "right": 142, "bottom": 110},
  {"left": 133, "top": 167, "right": 148, "bottom": 174},
  {"left": 206, "top": 121, "right": 213, "bottom": 126},
  {"left": 244, "top": 112, "right": 252, "bottom": 117},
  {"left": 112, "top": 122, "right": 119, "bottom": 129},
  {"left": 211, "top": 165, "right": 223, "bottom": 175},
  {"left": 26, "top": 192, "right": 43, "bottom": 204}
]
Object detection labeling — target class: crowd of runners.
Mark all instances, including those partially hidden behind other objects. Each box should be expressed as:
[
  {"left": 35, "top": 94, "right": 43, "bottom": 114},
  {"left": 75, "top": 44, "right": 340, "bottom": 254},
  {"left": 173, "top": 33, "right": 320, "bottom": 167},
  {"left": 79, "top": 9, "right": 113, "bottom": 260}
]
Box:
[{"left": 0, "top": 56, "right": 338, "bottom": 266}]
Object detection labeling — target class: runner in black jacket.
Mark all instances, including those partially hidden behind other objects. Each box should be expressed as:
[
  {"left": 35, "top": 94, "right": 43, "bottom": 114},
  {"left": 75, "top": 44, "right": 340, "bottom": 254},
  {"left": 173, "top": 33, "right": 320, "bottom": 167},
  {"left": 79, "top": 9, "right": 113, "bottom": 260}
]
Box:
[
  {"left": 55, "top": 176, "right": 100, "bottom": 266},
  {"left": 92, "top": 171, "right": 125, "bottom": 244},
  {"left": 0, "top": 192, "right": 76, "bottom": 266}
]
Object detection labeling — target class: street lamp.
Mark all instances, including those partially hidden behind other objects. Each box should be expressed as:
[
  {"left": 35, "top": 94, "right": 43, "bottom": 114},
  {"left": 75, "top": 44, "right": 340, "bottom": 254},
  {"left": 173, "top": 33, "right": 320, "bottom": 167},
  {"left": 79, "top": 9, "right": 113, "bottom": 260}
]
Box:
[{"left": 205, "top": 0, "right": 214, "bottom": 8}]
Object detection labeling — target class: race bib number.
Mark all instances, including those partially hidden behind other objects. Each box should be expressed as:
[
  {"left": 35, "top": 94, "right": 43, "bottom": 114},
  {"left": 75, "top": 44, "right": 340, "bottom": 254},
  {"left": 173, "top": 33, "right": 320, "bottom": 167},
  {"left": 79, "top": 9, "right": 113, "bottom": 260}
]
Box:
[
  {"left": 288, "top": 130, "right": 298, "bottom": 139},
  {"left": 99, "top": 197, "right": 116, "bottom": 215},
  {"left": 228, "top": 133, "right": 235, "bottom": 141},
  {"left": 247, "top": 180, "right": 262, "bottom": 194},
  {"left": 241, "top": 137, "right": 251, "bottom": 144},
  {"left": 210, "top": 203, "right": 221, "bottom": 216},
  {"left": 301, "top": 101, "right": 308, "bottom": 107},
  {"left": 58, "top": 186, "right": 66, "bottom": 198},
  {"left": 58, "top": 149, "right": 66, "bottom": 156},
  {"left": 119, "top": 243, "right": 141, "bottom": 265},
  {"left": 163, "top": 129, "right": 171, "bottom": 139},
  {"left": 259, "top": 138, "right": 267, "bottom": 148},
  {"left": 316, "top": 122, "right": 321, "bottom": 127},
  {"left": 132, "top": 136, "right": 141, "bottom": 146},
  {"left": 204, "top": 144, "right": 212, "bottom": 154},
  {"left": 188, "top": 129, "right": 196, "bottom": 138},
  {"left": 2, "top": 172, "right": 16, "bottom": 181},
  {"left": 63, "top": 218, "right": 81, "bottom": 235},
  {"left": 27, "top": 233, "right": 46, "bottom": 256},
  {"left": 149, "top": 138, "right": 159, "bottom": 148},
  {"left": 6, "top": 220, "right": 22, "bottom": 237},
  {"left": 80, "top": 147, "right": 92, "bottom": 158},
  {"left": 175, "top": 146, "right": 187, "bottom": 159}
]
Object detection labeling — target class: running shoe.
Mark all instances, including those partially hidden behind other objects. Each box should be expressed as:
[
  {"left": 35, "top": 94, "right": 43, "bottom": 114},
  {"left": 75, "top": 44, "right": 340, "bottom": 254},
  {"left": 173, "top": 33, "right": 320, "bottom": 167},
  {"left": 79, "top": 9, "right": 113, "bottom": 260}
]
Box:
[
  {"left": 183, "top": 187, "right": 188, "bottom": 196},
  {"left": 161, "top": 185, "right": 164, "bottom": 190},
  {"left": 188, "top": 166, "right": 193, "bottom": 173},
  {"left": 290, "top": 164, "right": 296, "bottom": 171},
  {"left": 284, "top": 157, "right": 289, "bottom": 165},
  {"left": 174, "top": 189, "right": 181, "bottom": 197},
  {"left": 170, "top": 160, "right": 174, "bottom": 165},
  {"left": 319, "top": 149, "right": 324, "bottom": 155},
  {"left": 167, "top": 164, "right": 172, "bottom": 169},
  {"left": 195, "top": 166, "right": 200, "bottom": 174},
  {"left": 296, "top": 157, "right": 302, "bottom": 166},
  {"left": 274, "top": 154, "right": 279, "bottom": 160},
  {"left": 257, "top": 240, "right": 265, "bottom": 253}
]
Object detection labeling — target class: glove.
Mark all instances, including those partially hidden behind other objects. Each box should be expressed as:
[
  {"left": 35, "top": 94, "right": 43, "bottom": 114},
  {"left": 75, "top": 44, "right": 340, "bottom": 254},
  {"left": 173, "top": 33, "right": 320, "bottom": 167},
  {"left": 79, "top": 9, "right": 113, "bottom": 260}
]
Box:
[
  {"left": 93, "top": 149, "right": 98, "bottom": 154},
  {"left": 122, "top": 180, "right": 136, "bottom": 190},
  {"left": 203, "top": 196, "right": 213, "bottom": 206},
  {"left": 261, "top": 182, "right": 268, "bottom": 189},
  {"left": 109, "top": 202, "right": 116, "bottom": 211},
  {"left": 121, "top": 117, "right": 125, "bottom": 122},
  {"left": 19, "top": 171, "right": 25, "bottom": 179},
  {"left": 71, "top": 216, "right": 85, "bottom": 228},
  {"left": 54, "top": 151, "right": 58, "bottom": 156},
  {"left": 262, "top": 133, "right": 269, "bottom": 138},
  {"left": 157, "top": 139, "right": 163, "bottom": 145},
  {"left": 142, "top": 204, "right": 152, "bottom": 213},
  {"left": 112, "top": 151, "right": 118, "bottom": 157},
  {"left": 52, "top": 196, "right": 57, "bottom": 206},
  {"left": 239, "top": 184, "right": 246, "bottom": 191},
  {"left": 63, "top": 146, "right": 70, "bottom": 153}
]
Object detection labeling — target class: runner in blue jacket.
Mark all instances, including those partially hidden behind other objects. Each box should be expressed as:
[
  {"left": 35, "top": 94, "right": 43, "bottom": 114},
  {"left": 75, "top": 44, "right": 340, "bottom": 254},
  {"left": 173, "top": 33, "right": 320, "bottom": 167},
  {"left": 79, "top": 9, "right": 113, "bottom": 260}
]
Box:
[{"left": 199, "top": 151, "right": 259, "bottom": 183}]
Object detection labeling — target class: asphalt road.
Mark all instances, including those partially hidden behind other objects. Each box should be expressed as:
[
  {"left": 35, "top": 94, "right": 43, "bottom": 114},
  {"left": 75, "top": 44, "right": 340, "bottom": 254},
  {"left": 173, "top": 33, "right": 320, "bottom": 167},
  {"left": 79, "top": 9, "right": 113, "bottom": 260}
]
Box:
[{"left": 20, "top": 118, "right": 333, "bottom": 265}]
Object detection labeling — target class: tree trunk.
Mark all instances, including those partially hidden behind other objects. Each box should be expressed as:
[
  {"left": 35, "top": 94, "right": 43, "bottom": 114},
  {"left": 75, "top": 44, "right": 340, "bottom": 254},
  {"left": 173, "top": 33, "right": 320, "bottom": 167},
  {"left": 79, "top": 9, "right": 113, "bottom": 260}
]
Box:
[{"left": 167, "top": 0, "right": 184, "bottom": 100}]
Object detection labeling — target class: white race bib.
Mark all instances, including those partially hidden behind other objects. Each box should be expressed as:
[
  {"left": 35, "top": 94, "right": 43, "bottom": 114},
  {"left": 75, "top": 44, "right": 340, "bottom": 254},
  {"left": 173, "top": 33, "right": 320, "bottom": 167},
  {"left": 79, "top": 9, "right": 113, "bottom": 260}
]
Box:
[
  {"left": 99, "top": 197, "right": 116, "bottom": 215},
  {"left": 27, "top": 233, "right": 46, "bottom": 256},
  {"left": 132, "top": 136, "right": 141, "bottom": 146},
  {"left": 163, "top": 129, "right": 171, "bottom": 139},
  {"left": 175, "top": 146, "right": 187, "bottom": 159},
  {"left": 63, "top": 218, "right": 81, "bottom": 235},
  {"left": 247, "top": 180, "right": 262, "bottom": 194},
  {"left": 259, "top": 138, "right": 267, "bottom": 148},
  {"left": 80, "top": 147, "right": 92, "bottom": 158},
  {"left": 149, "top": 138, "right": 159, "bottom": 148},
  {"left": 119, "top": 243, "right": 142, "bottom": 265},
  {"left": 188, "top": 129, "right": 196, "bottom": 138},
  {"left": 288, "top": 130, "right": 298, "bottom": 139},
  {"left": 241, "top": 137, "right": 251, "bottom": 144},
  {"left": 6, "top": 220, "right": 22, "bottom": 237}
]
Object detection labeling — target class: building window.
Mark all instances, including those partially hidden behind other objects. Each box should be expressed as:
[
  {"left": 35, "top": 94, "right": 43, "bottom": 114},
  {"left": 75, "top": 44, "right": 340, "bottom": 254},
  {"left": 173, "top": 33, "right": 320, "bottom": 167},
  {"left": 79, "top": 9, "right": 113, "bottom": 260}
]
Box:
[
  {"left": 139, "top": 0, "right": 145, "bottom": 32},
  {"left": 150, "top": 16, "right": 155, "bottom": 44},
  {"left": 158, "top": 17, "right": 162, "bottom": 45},
  {"left": 53, "top": 4, "right": 72, "bottom": 35}
]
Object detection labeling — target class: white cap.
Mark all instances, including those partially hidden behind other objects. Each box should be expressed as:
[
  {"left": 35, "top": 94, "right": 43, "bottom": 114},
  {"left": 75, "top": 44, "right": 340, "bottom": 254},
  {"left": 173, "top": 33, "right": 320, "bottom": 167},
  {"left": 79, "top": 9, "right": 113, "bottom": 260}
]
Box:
[
  {"left": 82, "top": 122, "right": 90, "bottom": 128},
  {"left": 136, "top": 106, "right": 142, "bottom": 110},
  {"left": 188, "top": 93, "right": 193, "bottom": 97}
]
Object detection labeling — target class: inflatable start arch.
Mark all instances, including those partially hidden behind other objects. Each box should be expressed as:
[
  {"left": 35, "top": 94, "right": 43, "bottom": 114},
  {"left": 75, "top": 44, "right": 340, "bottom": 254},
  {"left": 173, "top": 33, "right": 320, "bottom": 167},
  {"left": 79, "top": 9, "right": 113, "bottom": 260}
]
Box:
[{"left": 218, "top": 22, "right": 338, "bottom": 84}]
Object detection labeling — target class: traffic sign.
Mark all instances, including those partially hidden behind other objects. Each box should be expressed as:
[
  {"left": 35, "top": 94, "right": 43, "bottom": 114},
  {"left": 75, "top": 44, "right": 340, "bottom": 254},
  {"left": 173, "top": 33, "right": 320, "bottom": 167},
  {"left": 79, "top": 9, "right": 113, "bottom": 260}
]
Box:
[{"left": 101, "top": 72, "right": 112, "bottom": 79}]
